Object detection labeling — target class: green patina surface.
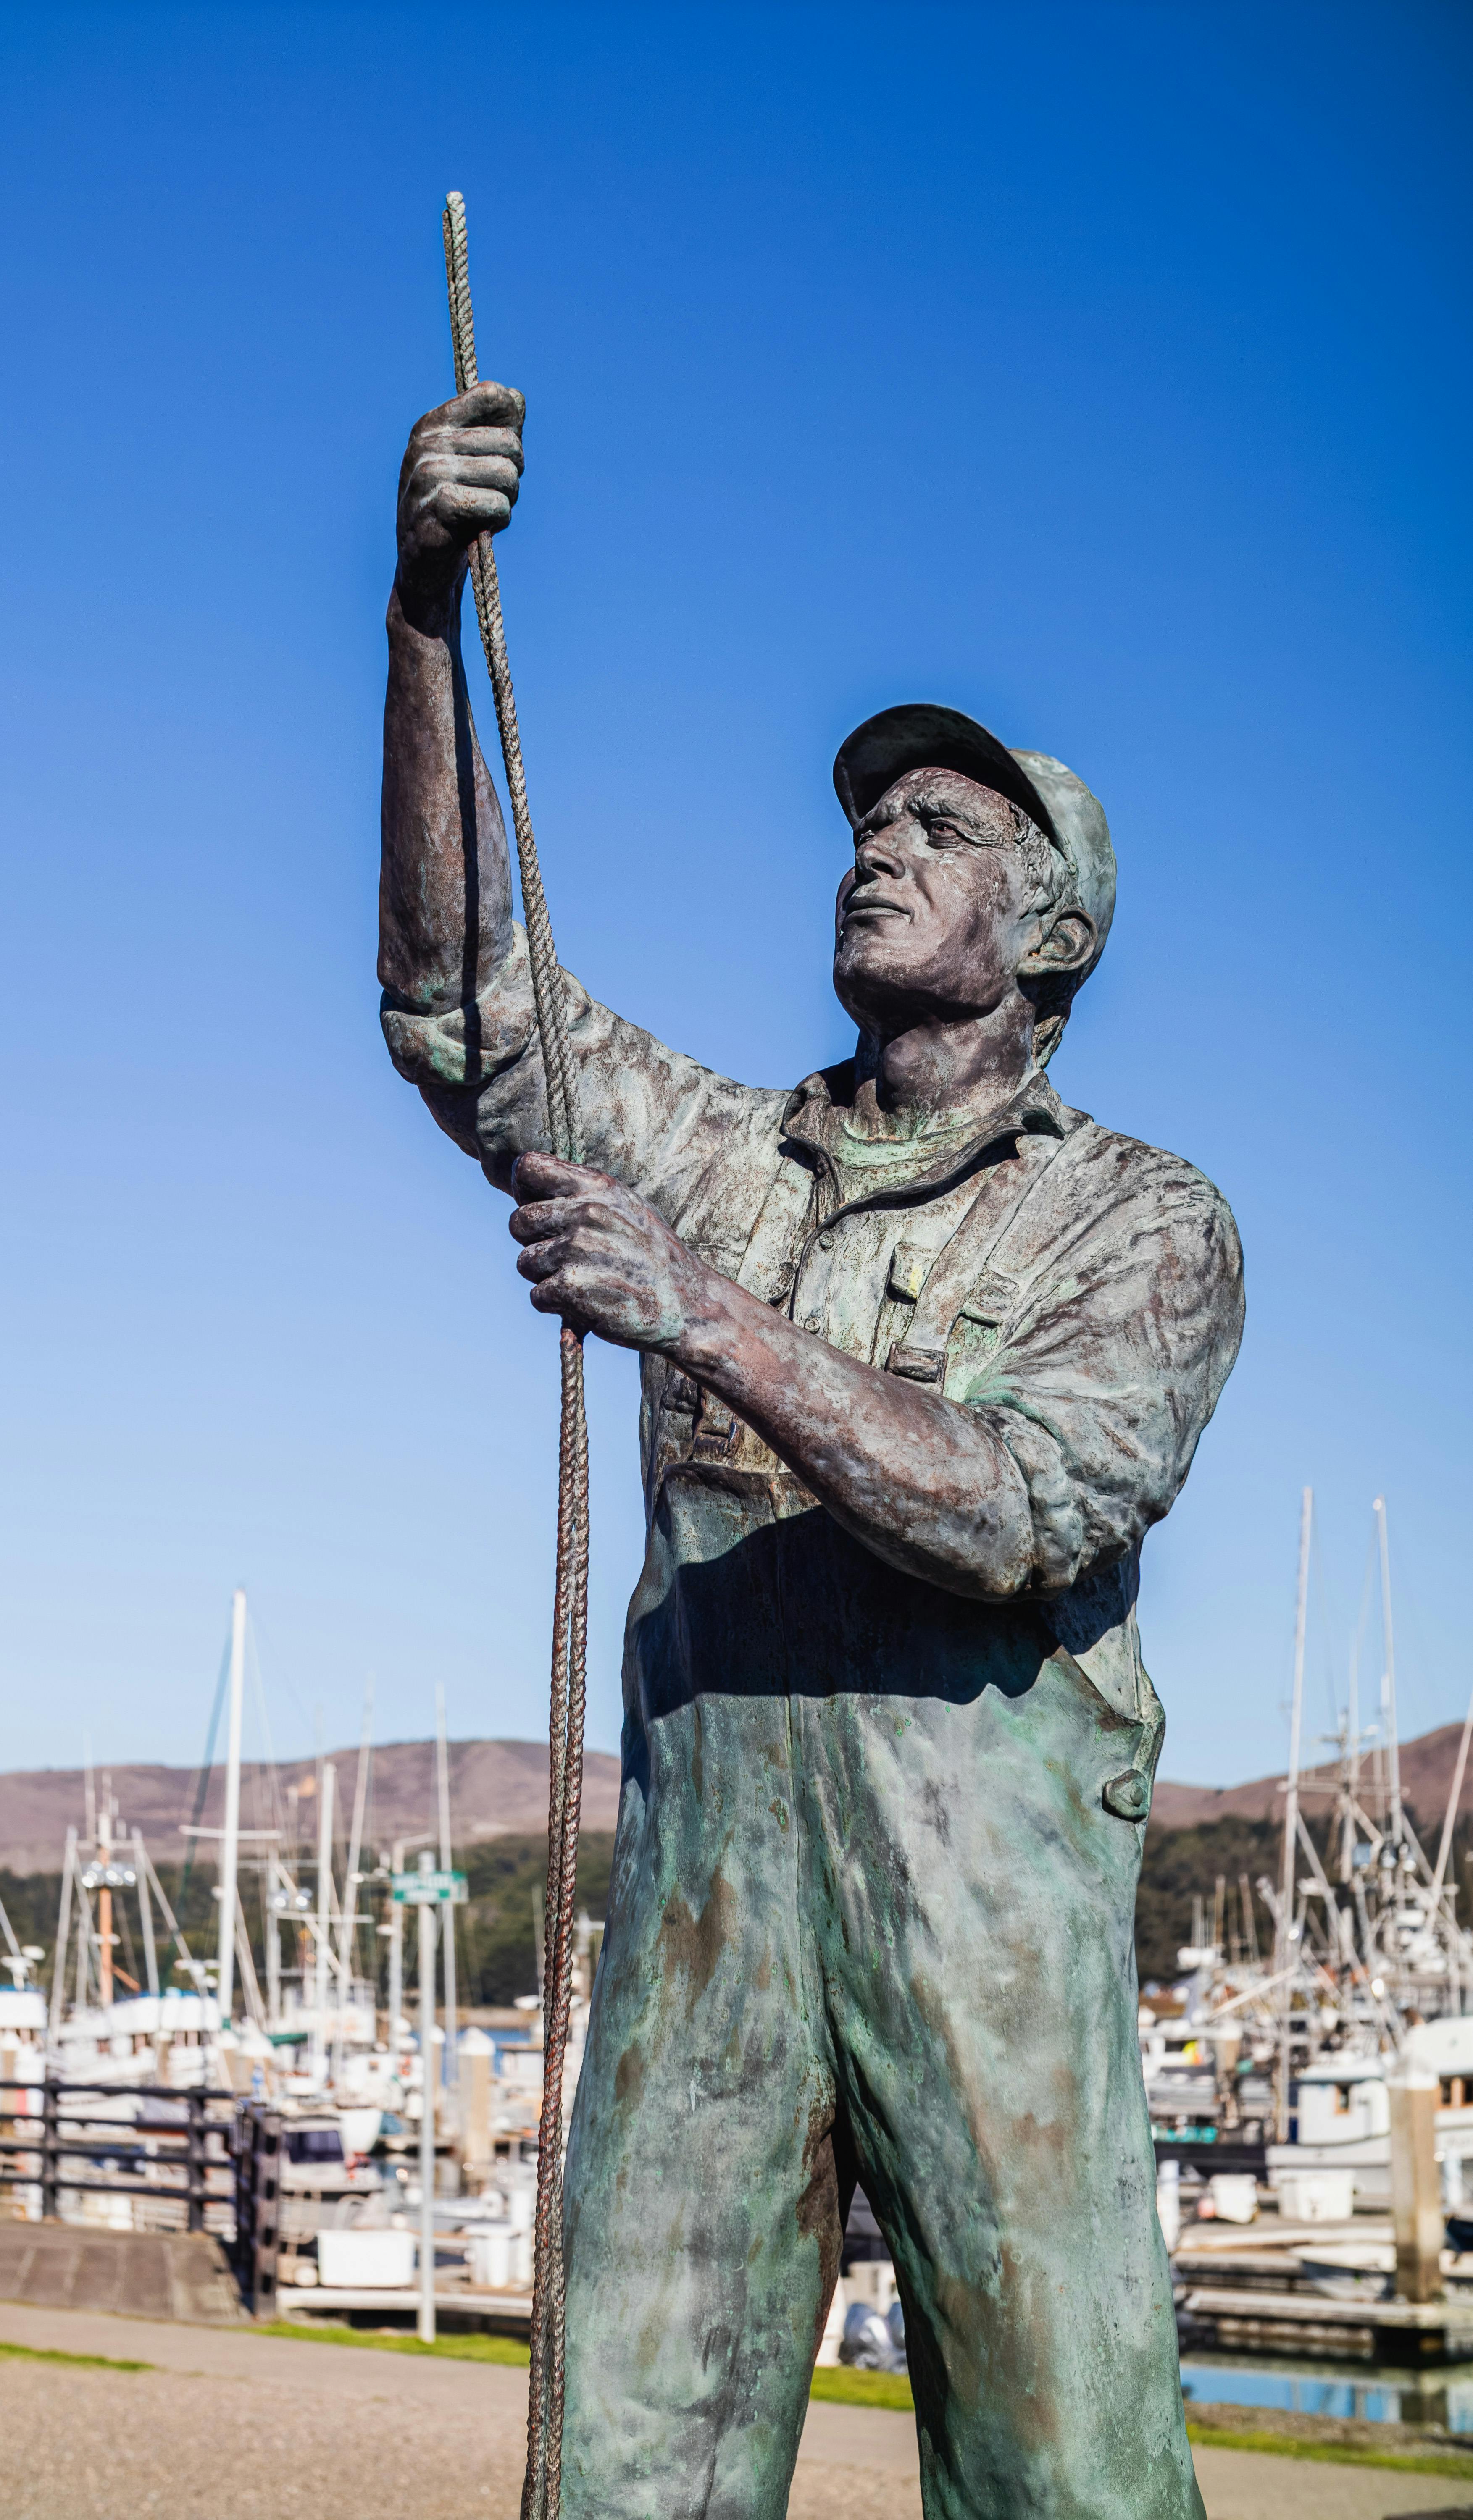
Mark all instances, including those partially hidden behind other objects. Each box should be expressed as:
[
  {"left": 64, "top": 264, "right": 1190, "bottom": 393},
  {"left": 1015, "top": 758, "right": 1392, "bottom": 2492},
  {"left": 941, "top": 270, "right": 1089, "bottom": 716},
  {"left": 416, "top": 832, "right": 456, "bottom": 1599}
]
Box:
[{"left": 384, "top": 871, "right": 1242, "bottom": 2516}]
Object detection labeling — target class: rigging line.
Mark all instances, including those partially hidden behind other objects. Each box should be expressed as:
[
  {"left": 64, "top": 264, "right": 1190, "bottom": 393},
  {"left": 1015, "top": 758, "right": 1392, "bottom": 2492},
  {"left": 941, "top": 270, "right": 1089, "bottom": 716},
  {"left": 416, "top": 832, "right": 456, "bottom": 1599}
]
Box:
[
  {"left": 179, "top": 1623, "right": 234, "bottom": 1908},
  {"left": 442, "top": 189, "right": 589, "bottom": 2520},
  {"left": 243, "top": 1596, "right": 318, "bottom": 1755},
  {"left": 1384, "top": 1539, "right": 1447, "bottom": 1748},
  {"left": 137, "top": 1842, "right": 203, "bottom": 1986}
]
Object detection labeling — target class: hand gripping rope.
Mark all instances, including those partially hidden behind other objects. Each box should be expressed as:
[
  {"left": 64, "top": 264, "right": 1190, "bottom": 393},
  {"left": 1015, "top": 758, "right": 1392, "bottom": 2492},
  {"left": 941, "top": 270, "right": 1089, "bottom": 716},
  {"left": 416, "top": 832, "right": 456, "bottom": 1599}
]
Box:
[{"left": 442, "top": 189, "right": 589, "bottom": 2520}]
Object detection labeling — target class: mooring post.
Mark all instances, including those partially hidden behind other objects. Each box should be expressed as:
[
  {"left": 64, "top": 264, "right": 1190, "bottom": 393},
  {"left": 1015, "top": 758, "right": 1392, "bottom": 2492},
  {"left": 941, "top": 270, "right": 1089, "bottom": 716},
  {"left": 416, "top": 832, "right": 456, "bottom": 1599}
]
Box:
[
  {"left": 187, "top": 2089, "right": 208, "bottom": 2233},
  {"left": 41, "top": 2080, "right": 59, "bottom": 2223},
  {"left": 1389, "top": 2068, "right": 1443, "bottom": 2302}
]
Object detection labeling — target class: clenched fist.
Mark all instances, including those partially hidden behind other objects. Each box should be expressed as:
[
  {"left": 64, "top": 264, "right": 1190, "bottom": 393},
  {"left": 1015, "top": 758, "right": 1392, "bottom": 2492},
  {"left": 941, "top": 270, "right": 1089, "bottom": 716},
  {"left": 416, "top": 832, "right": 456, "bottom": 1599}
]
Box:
[
  {"left": 509, "top": 1155, "right": 726, "bottom": 1356},
  {"left": 395, "top": 381, "right": 525, "bottom": 623}
]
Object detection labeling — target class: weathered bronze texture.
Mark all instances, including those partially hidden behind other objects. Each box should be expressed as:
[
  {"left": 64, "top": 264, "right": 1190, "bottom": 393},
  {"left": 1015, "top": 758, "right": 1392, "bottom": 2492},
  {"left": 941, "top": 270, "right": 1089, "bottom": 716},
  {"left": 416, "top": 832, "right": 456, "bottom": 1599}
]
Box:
[{"left": 381, "top": 381, "right": 1242, "bottom": 2519}]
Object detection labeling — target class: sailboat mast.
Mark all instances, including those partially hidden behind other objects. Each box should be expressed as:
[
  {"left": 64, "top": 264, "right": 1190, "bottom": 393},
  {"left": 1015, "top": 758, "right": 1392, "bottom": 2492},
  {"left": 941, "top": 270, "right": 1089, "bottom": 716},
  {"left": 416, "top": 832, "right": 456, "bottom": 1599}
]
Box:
[
  {"left": 97, "top": 1789, "right": 114, "bottom": 2009},
  {"left": 435, "top": 1686, "right": 457, "bottom": 2087},
  {"left": 266, "top": 1856, "right": 282, "bottom": 2026},
  {"left": 1276, "top": 1486, "right": 1312, "bottom": 2144},
  {"left": 313, "top": 1761, "right": 335, "bottom": 2076},
  {"left": 387, "top": 1836, "right": 405, "bottom": 2062},
  {"left": 217, "top": 1588, "right": 247, "bottom": 2028},
  {"left": 1374, "top": 1498, "right": 1402, "bottom": 1847}
]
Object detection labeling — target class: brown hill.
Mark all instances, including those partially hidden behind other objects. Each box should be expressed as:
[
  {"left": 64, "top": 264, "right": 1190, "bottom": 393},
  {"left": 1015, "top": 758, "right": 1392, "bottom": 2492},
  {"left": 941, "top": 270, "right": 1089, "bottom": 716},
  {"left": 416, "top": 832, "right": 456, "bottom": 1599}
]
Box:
[
  {"left": 7, "top": 1717, "right": 1468, "bottom": 1876},
  {"left": 1150, "top": 1718, "right": 1471, "bottom": 1834},
  {"left": 0, "top": 1738, "right": 623, "bottom": 1877}
]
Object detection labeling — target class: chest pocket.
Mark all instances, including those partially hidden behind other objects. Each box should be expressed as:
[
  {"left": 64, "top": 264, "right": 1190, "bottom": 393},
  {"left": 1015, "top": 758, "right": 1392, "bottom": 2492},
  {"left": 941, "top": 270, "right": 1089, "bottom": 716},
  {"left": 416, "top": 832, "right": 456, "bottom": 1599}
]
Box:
[{"left": 888, "top": 1245, "right": 1018, "bottom": 1382}]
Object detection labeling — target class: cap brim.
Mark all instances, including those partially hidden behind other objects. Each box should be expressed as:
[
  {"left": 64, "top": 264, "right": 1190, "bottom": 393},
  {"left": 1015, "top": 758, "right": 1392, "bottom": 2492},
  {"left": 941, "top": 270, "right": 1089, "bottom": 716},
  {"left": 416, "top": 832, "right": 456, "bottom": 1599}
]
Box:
[{"left": 833, "top": 704, "right": 1061, "bottom": 850}]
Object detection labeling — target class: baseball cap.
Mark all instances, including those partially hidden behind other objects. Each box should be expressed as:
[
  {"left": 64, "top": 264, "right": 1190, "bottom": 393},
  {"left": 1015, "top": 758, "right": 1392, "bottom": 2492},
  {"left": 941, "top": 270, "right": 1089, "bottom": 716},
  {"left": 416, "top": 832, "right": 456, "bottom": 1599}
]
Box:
[{"left": 832, "top": 702, "right": 1116, "bottom": 981}]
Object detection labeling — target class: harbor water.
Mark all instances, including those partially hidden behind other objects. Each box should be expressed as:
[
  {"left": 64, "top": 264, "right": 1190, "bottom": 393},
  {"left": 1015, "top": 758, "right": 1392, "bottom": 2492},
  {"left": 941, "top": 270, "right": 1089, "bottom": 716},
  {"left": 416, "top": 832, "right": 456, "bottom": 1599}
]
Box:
[{"left": 1181, "top": 2352, "right": 1473, "bottom": 2432}]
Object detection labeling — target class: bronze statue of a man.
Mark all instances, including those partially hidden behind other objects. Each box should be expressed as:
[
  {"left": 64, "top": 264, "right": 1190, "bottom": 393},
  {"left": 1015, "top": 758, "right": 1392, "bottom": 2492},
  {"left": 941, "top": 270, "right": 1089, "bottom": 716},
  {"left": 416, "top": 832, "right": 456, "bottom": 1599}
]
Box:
[{"left": 380, "top": 380, "right": 1242, "bottom": 2520}]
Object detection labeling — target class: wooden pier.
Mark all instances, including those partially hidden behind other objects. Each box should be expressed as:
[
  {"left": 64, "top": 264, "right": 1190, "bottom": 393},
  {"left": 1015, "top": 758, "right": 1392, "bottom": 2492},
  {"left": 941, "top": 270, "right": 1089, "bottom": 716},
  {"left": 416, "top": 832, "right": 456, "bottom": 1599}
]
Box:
[{"left": 1176, "top": 2218, "right": 1473, "bottom": 2365}]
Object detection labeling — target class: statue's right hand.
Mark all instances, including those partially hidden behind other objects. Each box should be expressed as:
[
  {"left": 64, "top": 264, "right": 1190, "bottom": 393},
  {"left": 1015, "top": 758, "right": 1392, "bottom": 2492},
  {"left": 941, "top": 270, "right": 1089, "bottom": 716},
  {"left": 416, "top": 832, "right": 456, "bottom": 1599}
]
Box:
[{"left": 395, "top": 381, "right": 525, "bottom": 621}]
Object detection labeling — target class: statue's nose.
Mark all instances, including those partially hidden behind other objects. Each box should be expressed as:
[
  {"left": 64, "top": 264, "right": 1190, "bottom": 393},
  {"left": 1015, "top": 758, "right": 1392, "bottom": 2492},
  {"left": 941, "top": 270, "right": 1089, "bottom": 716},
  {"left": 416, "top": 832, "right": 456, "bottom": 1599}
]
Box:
[{"left": 854, "top": 830, "right": 905, "bottom": 879}]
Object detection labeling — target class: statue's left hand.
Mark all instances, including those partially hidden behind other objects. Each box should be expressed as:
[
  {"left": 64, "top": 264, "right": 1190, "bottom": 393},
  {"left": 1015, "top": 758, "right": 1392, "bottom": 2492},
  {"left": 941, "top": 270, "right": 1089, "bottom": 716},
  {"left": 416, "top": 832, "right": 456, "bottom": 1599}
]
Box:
[{"left": 509, "top": 1155, "right": 723, "bottom": 1354}]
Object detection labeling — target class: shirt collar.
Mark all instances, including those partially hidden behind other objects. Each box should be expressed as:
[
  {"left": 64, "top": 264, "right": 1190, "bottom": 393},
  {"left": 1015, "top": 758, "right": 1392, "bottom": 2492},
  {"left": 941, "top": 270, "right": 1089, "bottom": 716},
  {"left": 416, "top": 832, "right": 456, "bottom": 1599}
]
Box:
[{"left": 780, "top": 1059, "right": 1080, "bottom": 1202}]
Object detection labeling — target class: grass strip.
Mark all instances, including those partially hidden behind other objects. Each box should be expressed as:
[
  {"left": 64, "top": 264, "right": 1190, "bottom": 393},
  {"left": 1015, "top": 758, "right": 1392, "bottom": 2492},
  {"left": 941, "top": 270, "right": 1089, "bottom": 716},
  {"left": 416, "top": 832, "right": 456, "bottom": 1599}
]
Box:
[
  {"left": 255, "top": 2318, "right": 530, "bottom": 2367},
  {"left": 262, "top": 2323, "right": 912, "bottom": 2404},
  {"left": 254, "top": 2327, "right": 1473, "bottom": 2475},
  {"left": 0, "top": 2339, "right": 153, "bottom": 2373},
  {"left": 1186, "top": 2421, "right": 1473, "bottom": 2478},
  {"left": 809, "top": 2367, "right": 915, "bottom": 2411}
]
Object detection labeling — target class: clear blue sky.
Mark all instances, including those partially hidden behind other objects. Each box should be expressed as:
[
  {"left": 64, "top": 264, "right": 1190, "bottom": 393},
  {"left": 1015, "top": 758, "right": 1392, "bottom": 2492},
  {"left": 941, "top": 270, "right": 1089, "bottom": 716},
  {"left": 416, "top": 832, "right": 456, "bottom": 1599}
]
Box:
[{"left": 2, "top": 3, "right": 1469, "bottom": 1800}]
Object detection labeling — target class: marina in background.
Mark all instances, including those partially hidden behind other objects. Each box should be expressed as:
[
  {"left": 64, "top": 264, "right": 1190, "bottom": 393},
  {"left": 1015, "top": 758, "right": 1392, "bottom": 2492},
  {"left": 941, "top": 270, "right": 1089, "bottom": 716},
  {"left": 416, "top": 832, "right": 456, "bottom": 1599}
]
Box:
[
  {"left": 0, "top": 1593, "right": 609, "bottom": 2340},
  {"left": 6, "top": 1496, "right": 1473, "bottom": 2402}
]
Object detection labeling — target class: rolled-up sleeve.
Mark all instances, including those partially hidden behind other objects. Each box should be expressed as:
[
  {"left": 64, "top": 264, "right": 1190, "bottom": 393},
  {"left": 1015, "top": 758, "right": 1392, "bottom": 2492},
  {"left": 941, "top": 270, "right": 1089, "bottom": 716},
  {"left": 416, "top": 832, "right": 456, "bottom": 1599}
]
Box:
[
  {"left": 381, "top": 923, "right": 790, "bottom": 1236},
  {"left": 956, "top": 1142, "right": 1244, "bottom": 1593}
]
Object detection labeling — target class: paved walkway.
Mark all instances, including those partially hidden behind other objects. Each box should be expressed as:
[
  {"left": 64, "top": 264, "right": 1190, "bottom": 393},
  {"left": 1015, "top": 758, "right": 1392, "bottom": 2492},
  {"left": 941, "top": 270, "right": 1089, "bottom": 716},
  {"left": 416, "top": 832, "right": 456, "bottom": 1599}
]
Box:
[{"left": 0, "top": 2300, "right": 1468, "bottom": 2519}]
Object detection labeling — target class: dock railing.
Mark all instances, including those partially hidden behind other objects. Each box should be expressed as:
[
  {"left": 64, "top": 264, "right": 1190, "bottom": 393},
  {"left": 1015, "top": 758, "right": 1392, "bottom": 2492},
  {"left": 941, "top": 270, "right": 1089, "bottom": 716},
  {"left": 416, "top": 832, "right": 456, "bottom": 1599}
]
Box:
[{"left": 0, "top": 2079, "right": 235, "bottom": 2236}]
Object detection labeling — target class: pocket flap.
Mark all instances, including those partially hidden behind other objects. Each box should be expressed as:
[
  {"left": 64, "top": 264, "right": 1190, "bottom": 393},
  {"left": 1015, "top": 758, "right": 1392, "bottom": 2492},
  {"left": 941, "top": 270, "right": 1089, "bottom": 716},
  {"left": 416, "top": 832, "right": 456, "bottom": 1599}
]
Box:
[
  {"left": 959, "top": 1270, "right": 1017, "bottom": 1326},
  {"left": 888, "top": 1239, "right": 933, "bottom": 1302}
]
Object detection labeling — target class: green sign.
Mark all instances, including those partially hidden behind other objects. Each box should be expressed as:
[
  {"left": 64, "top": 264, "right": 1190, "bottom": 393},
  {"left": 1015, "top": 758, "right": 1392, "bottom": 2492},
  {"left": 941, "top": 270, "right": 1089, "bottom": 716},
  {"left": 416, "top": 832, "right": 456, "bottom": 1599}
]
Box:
[{"left": 391, "top": 1869, "right": 468, "bottom": 1905}]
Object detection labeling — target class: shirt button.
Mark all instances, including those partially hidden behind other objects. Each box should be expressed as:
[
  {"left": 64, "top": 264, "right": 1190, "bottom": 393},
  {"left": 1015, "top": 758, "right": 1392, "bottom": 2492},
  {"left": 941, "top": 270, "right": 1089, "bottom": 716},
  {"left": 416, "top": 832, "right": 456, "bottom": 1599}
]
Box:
[
  {"left": 818, "top": 1230, "right": 834, "bottom": 1250},
  {"left": 803, "top": 1315, "right": 821, "bottom": 1334}
]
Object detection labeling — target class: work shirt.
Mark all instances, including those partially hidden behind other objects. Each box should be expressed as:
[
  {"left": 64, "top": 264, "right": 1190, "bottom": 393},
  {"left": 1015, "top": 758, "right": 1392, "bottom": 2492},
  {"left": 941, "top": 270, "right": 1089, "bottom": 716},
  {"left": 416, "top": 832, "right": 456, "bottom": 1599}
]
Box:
[
  {"left": 383, "top": 925, "right": 1244, "bottom": 1770},
  {"left": 388, "top": 930, "right": 1232, "bottom": 2520}
]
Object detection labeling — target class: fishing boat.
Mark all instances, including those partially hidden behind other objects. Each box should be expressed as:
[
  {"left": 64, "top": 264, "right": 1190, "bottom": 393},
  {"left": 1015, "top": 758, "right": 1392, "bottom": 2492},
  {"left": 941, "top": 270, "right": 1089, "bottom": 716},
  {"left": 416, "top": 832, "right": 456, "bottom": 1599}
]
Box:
[{"left": 2, "top": 1588, "right": 604, "bottom": 2328}]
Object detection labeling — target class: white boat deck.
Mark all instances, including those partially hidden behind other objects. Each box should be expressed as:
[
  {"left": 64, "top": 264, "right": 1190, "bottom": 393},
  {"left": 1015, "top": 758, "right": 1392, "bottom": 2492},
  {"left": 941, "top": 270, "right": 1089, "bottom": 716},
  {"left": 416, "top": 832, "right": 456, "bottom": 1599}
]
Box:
[{"left": 276, "top": 2281, "right": 532, "bottom": 2326}]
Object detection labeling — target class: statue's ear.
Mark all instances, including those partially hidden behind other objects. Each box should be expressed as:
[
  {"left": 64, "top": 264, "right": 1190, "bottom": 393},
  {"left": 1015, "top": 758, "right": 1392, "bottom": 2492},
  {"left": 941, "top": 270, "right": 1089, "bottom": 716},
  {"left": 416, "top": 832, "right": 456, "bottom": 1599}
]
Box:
[{"left": 1020, "top": 908, "right": 1095, "bottom": 982}]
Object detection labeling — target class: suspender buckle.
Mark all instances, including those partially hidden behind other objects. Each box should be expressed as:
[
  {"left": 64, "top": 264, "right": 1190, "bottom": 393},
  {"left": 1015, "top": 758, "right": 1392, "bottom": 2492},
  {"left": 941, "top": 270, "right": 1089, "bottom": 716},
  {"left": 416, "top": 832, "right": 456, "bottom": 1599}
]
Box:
[{"left": 886, "top": 1341, "right": 945, "bottom": 1383}]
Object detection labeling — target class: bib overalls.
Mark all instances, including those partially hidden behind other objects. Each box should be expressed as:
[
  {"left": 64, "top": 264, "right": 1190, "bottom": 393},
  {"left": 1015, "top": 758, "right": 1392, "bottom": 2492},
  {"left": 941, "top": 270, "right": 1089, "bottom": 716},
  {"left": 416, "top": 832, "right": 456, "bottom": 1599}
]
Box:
[{"left": 384, "top": 932, "right": 1244, "bottom": 2519}]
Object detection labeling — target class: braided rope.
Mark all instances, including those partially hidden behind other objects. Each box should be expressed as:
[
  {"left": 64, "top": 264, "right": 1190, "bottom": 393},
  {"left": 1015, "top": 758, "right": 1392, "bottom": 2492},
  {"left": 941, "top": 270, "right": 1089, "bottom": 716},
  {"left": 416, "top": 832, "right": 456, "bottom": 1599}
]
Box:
[{"left": 442, "top": 190, "right": 589, "bottom": 2520}]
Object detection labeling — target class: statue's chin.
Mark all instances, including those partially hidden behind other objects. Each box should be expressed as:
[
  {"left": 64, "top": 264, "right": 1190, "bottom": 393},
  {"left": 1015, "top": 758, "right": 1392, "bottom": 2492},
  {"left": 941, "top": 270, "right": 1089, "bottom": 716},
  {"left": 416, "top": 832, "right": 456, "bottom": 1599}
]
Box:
[{"left": 832, "top": 943, "right": 918, "bottom": 1034}]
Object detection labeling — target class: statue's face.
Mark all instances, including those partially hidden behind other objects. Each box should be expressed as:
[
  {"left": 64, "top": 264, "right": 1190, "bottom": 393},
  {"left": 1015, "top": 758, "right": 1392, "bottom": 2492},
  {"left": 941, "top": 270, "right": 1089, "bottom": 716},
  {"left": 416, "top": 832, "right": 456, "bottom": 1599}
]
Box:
[{"left": 832, "top": 767, "right": 1055, "bottom": 1034}]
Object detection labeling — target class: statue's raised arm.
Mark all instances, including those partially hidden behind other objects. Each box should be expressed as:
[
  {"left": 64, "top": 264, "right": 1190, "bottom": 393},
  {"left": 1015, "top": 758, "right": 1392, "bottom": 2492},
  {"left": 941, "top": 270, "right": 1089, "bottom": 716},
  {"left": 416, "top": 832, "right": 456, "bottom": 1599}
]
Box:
[
  {"left": 379, "top": 381, "right": 523, "bottom": 1021},
  {"left": 379, "top": 383, "right": 779, "bottom": 1208}
]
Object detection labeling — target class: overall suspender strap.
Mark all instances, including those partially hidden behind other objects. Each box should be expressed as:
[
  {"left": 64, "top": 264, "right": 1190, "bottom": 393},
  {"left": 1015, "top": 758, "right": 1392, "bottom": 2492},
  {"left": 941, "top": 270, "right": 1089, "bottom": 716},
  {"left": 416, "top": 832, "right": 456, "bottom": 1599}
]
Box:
[{"left": 886, "top": 1121, "right": 1099, "bottom": 1383}]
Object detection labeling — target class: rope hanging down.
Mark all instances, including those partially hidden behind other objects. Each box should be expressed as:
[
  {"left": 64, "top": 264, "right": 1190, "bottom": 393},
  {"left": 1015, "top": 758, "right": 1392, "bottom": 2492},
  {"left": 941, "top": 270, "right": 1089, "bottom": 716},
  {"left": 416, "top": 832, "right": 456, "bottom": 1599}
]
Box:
[{"left": 442, "top": 189, "right": 589, "bottom": 2520}]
